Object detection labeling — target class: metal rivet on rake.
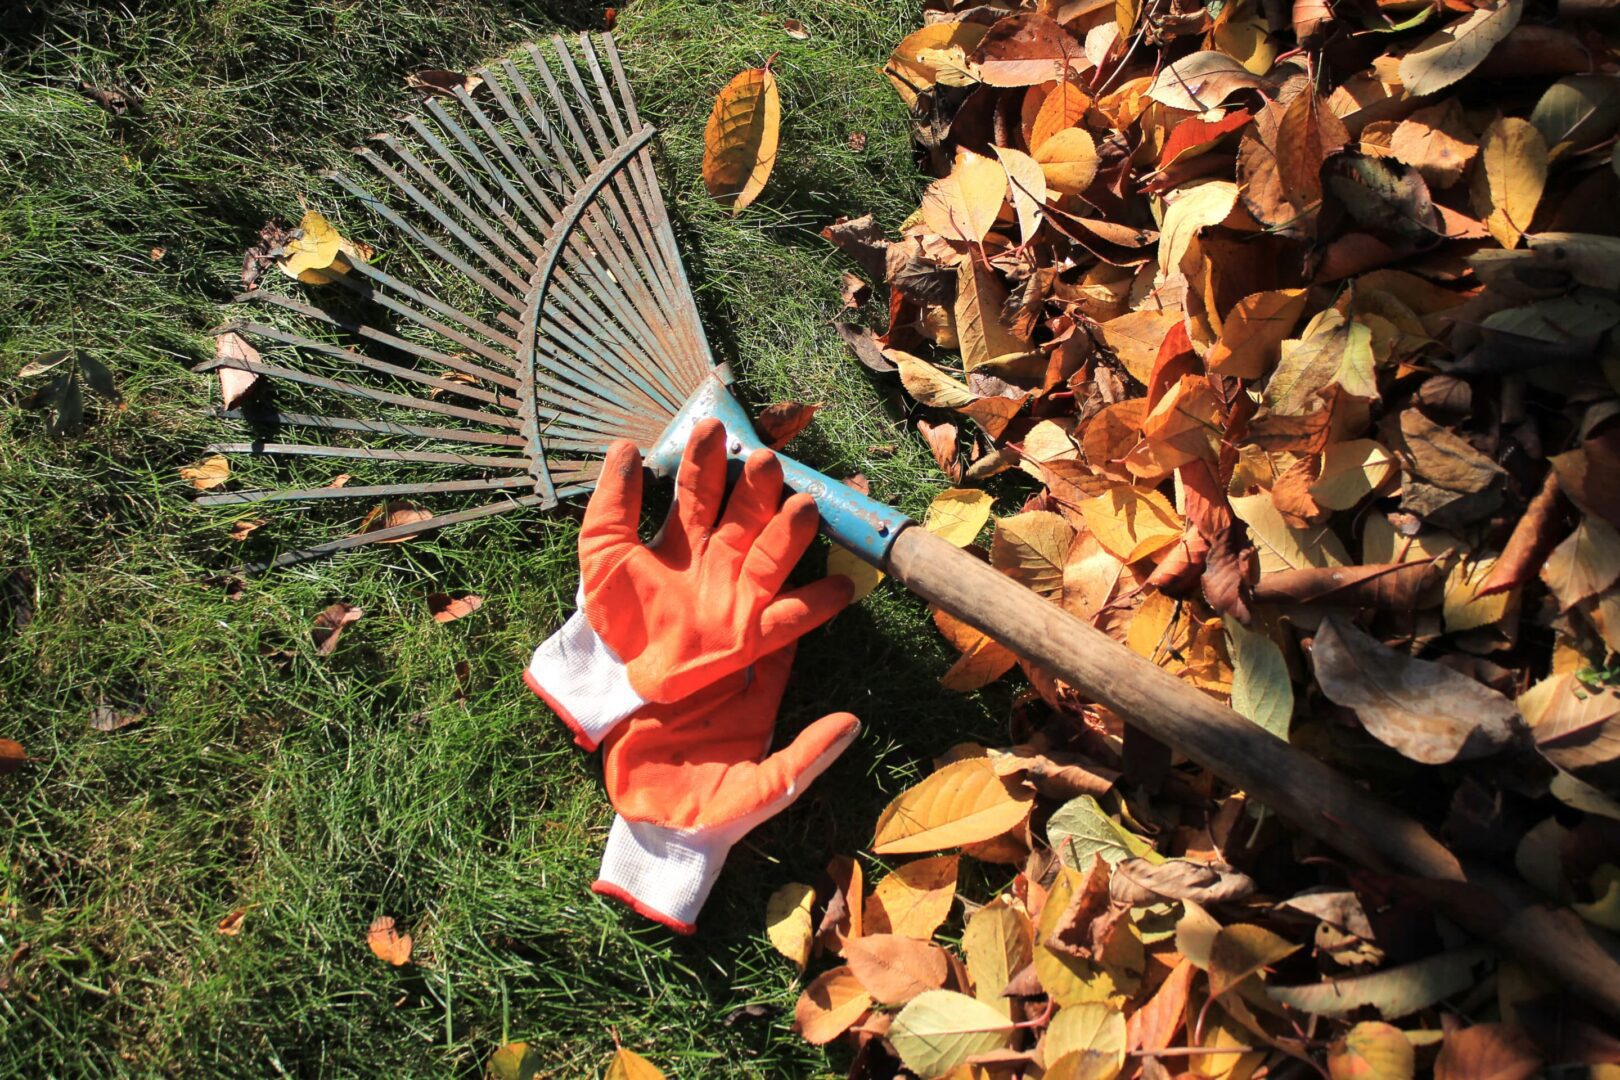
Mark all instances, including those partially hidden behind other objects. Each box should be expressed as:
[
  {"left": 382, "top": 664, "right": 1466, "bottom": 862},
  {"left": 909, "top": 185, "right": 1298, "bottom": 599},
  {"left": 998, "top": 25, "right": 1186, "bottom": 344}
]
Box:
[{"left": 728, "top": 439, "right": 742, "bottom": 454}]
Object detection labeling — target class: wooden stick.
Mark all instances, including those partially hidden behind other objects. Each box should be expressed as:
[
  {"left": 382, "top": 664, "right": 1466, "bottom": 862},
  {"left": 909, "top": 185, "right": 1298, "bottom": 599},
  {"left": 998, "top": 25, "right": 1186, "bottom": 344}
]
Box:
[{"left": 885, "top": 525, "right": 1620, "bottom": 1020}]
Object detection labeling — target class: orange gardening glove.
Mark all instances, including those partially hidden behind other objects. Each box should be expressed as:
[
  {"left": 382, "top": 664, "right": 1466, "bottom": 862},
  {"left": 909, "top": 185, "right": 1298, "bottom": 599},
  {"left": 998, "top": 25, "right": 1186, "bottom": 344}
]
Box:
[
  {"left": 525, "top": 417, "right": 853, "bottom": 749},
  {"left": 591, "top": 644, "right": 860, "bottom": 933}
]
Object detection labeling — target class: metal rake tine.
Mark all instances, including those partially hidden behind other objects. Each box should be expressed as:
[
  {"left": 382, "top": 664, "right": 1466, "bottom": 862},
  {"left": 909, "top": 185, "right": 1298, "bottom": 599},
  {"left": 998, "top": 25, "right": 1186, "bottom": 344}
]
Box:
[
  {"left": 196, "top": 476, "right": 533, "bottom": 505},
  {"left": 216, "top": 408, "right": 526, "bottom": 448},
  {"left": 197, "top": 355, "right": 523, "bottom": 430},
  {"left": 235, "top": 291, "right": 520, "bottom": 390},
  {"left": 239, "top": 494, "right": 549, "bottom": 574},
  {"left": 222, "top": 321, "right": 521, "bottom": 409},
  {"left": 207, "top": 442, "right": 527, "bottom": 470}
]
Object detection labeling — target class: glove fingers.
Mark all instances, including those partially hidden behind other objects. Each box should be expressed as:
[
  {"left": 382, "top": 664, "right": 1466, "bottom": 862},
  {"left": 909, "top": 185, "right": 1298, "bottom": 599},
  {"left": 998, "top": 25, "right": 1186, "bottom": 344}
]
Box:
[
  {"left": 714, "top": 449, "right": 784, "bottom": 551},
  {"left": 579, "top": 440, "right": 644, "bottom": 570},
  {"left": 757, "top": 576, "right": 854, "bottom": 653},
  {"left": 719, "top": 712, "right": 861, "bottom": 823},
  {"left": 740, "top": 492, "right": 821, "bottom": 600},
  {"left": 673, "top": 418, "right": 729, "bottom": 545}
]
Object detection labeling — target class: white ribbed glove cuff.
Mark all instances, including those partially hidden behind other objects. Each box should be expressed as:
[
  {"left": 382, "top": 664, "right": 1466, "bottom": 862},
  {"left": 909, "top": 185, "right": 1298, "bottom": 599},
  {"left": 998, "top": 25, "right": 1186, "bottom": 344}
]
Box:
[
  {"left": 591, "top": 816, "right": 731, "bottom": 935},
  {"left": 524, "top": 589, "right": 644, "bottom": 750}
]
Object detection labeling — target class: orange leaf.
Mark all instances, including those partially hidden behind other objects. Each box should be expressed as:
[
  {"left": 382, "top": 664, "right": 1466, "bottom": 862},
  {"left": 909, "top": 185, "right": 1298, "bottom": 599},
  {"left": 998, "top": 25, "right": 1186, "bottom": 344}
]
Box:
[
  {"left": 427, "top": 592, "right": 484, "bottom": 623},
  {"left": 756, "top": 401, "right": 821, "bottom": 449},
  {"left": 366, "top": 915, "right": 413, "bottom": 966},
  {"left": 702, "top": 67, "right": 780, "bottom": 214},
  {"left": 792, "top": 966, "right": 872, "bottom": 1044},
  {"left": 1206, "top": 289, "right": 1309, "bottom": 379},
  {"left": 844, "top": 933, "right": 950, "bottom": 1004}
]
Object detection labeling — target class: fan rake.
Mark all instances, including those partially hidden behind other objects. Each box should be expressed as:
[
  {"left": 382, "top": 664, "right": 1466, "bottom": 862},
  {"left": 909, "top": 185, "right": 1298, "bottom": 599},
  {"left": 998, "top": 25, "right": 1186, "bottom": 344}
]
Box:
[{"left": 197, "top": 33, "right": 1620, "bottom": 1010}]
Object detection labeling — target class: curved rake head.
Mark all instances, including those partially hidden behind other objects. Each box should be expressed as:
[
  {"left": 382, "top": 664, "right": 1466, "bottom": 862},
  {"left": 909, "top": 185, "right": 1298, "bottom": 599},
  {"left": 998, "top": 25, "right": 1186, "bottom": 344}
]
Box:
[{"left": 199, "top": 33, "right": 721, "bottom": 569}]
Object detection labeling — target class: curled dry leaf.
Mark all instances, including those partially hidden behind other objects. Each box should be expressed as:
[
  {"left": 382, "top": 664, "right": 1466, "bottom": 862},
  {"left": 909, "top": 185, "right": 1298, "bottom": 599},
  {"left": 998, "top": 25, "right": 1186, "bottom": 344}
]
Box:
[
  {"left": 755, "top": 401, "right": 820, "bottom": 449},
  {"left": 180, "top": 455, "right": 230, "bottom": 491},
  {"left": 702, "top": 66, "right": 780, "bottom": 214},
  {"left": 357, "top": 500, "right": 432, "bottom": 543},
  {"left": 217, "top": 908, "right": 247, "bottom": 937},
  {"left": 1311, "top": 617, "right": 1521, "bottom": 764},
  {"left": 765, "top": 882, "right": 815, "bottom": 972},
  {"left": 213, "top": 331, "right": 260, "bottom": 408},
  {"left": 404, "top": 69, "right": 484, "bottom": 97},
  {"left": 366, "top": 915, "right": 413, "bottom": 966},
  {"left": 312, "top": 602, "right": 363, "bottom": 656},
  {"left": 228, "top": 518, "right": 266, "bottom": 542},
  {"left": 89, "top": 704, "right": 143, "bottom": 733}
]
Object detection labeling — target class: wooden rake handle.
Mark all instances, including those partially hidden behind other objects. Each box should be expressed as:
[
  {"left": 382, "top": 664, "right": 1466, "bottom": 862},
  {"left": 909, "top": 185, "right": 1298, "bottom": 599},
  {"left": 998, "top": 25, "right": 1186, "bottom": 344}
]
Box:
[{"left": 884, "top": 524, "right": 1620, "bottom": 1019}]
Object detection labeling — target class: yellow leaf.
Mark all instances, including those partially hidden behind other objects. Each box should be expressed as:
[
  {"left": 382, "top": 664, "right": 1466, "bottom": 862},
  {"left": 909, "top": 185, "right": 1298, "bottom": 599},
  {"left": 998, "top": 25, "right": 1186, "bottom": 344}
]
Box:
[
  {"left": 872, "top": 756, "right": 1034, "bottom": 855},
  {"left": 765, "top": 882, "right": 815, "bottom": 973},
  {"left": 926, "top": 488, "right": 995, "bottom": 547},
  {"left": 890, "top": 990, "right": 1016, "bottom": 1078},
  {"left": 1079, "top": 487, "right": 1184, "bottom": 564},
  {"left": 603, "top": 1049, "right": 664, "bottom": 1080},
  {"left": 1310, "top": 439, "right": 1398, "bottom": 510},
  {"left": 793, "top": 965, "right": 872, "bottom": 1044},
  {"left": 702, "top": 66, "right": 780, "bottom": 215},
  {"left": 1472, "top": 117, "right": 1546, "bottom": 250},
  {"left": 1034, "top": 127, "right": 1099, "bottom": 195},
  {"left": 865, "top": 854, "right": 959, "bottom": 939},
  {"left": 1230, "top": 490, "right": 1350, "bottom": 573},
  {"left": 1207, "top": 923, "right": 1300, "bottom": 998},
  {"left": 1445, "top": 553, "right": 1514, "bottom": 634},
  {"left": 1045, "top": 1003, "right": 1128, "bottom": 1080},
  {"left": 828, "top": 542, "right": 883, "bottom": 601},
  {"left": 962, "top": 900, "right": 1033, "bottom": 1017},
  {"left": 886, "top": 21, "right": 991, "bottom": 108},
  {"left": 1328, "top": 1021, "right": 1415, "bottom": 1080},
  {"left": 487, "top": 1042, "right": 545, "bottom": 1080},
  {"left": 278, "top": 210, "right": 343, "bottom": 281},
  {"left": 1214, "top": 17, "right": 1277, "bottom": 76},
  {"left": 991, "top": 510, "right": 1074, "bottom": 596},
  {"left": 955, "top": 258, "right": 1028, "bottom": 370},
  {"left": 180, "top": 454, "right": 231, "bottom": 491},
  {"left": 994, "top": 145, "right": 1047, "bottom": 245},
  {"left": 1206, "top": 289, "right": 1308, "bottom": 379},
  {"left": 894, "top": 351, "right": 978, "bottom": 409},
  {"left": 922, "top": 149, "right": 1008, "bottom": 243},
  {"left": 1158, "top": 180, "right": 1239, "bottom": 279}
]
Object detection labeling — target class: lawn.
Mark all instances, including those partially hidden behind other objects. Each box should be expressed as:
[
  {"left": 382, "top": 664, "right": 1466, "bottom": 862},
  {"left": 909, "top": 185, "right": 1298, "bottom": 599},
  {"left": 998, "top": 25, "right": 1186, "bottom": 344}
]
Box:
[{"left": 0, "top": 1, "right": 1014, "bottom": 1075}]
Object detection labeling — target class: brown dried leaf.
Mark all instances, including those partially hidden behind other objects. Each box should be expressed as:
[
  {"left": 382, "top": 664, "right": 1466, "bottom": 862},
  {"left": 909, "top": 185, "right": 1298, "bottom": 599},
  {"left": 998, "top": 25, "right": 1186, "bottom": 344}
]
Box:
[
  {"left": 755, "top": 401, "right": 821, "bottom": 449},
  {"left": 0, "top": 738, "right": 26, "bottom": 776},
  {"left": 214, "top": 332, "right": 260, "bottom": 408},
  {"left": 1311, "top": 616, "right": 1521, "bottom": 764},
  {"left": 89, "top": 704, "right": 143, "bottom": 732},
  {"left": 404, "top": 69, "right": 483, "bottom": 97},
  {"left": 970, "top": 13, "right": 1086, "bottom": 88},
  {"left": 1434, "top": 1023, "right": 1542, "bottom": 1080},
  {"left": 1253, "top": 560, "right": 1445, "bottom": 608},
  {"left": 217, "top": 908, "right": 247, "bottom": 937},
  {"left": 312, "top": 602, "right": 363, "bottom": 656},
  {"left": 844, "top": 934, "right": 950, "bottom": 1004},
  {"left": 357, "top": 501, "right": 433, "bottom": 544}
]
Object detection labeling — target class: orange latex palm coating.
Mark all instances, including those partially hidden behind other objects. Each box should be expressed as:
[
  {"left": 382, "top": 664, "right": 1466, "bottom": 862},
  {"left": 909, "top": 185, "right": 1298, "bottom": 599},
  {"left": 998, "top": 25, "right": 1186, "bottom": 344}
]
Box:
[
  {"left": 579, "top": 417, "right": 853, "bottom": 704},
  {"left": 601, "top": 645, "right": 860, "bottom": 831}
]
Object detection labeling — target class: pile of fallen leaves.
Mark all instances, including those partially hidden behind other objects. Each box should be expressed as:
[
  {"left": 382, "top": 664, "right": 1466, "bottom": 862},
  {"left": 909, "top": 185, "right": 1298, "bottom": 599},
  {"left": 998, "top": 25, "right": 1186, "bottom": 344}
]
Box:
[{"left": 787, "top": 0, "right": 1620, "bottom": 1074}]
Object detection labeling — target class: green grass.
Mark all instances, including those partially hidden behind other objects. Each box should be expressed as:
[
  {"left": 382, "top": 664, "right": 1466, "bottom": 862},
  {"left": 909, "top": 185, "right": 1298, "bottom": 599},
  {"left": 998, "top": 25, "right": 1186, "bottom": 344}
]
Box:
[{"left": 0, "top": 1, "right": 1012, "bottom": 1075}]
